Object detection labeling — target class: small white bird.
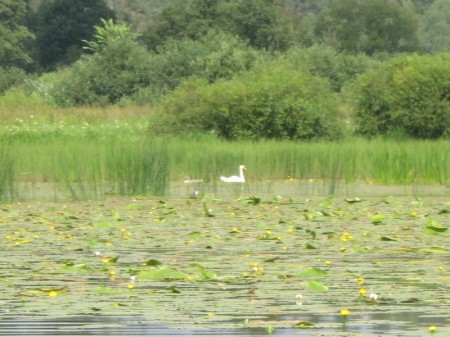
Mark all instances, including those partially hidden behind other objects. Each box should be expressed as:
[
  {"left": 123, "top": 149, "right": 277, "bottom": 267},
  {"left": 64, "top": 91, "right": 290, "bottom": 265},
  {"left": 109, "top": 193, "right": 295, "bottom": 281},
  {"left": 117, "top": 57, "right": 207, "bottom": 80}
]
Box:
[{"left": 220, "top": 165, "right": 246, "bottom": 183}]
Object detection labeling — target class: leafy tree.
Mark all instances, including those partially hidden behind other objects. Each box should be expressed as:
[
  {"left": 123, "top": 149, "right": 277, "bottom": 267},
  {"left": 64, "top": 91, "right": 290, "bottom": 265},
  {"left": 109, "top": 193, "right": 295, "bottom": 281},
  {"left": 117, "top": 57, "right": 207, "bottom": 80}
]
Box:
[
  {"left": 143, "top": 0, "right": 293, "bottom": 51},
  {"left": 151, "top": 30, "right": 264, "bottom": 91},
  {"left": 418, "top": 0, "right": 450, "bottom": 53},
  {"left": 0, "top": 0, "right": 34, "bottom": 68},
  {"left": 314, "top": 0, "right": 419, "bottom": 55},
  {"left": 353, "top": 53, "right": 450, "bottom": 139},
  {"left": 50, "top": 20, "right": 152, "bottom": 105},
  {"left": 216, "top": 0, "right": 293, "bottom": 51},
  {"left": 33, "top": 0, "right": 115, "bottom": 70},
  {"left": 143, "top": 0, "right": 217, "bottom": 50},
  {"left": 409, "top": 0, "right": 435, "bottom": 14}
]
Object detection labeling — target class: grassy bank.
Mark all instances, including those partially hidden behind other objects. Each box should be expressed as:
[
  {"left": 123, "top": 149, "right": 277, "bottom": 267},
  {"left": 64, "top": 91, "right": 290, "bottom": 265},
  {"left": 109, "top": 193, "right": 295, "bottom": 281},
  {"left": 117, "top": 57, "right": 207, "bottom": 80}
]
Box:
[{"left": 0, "top": 107, "right": 448, "bottom": 200}]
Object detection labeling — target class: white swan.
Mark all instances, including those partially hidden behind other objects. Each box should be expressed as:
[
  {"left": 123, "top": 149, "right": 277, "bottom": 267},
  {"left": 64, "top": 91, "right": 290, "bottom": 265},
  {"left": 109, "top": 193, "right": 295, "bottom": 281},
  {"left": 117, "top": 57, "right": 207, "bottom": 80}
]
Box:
[{"left": 220, "top": 165, "right": 246, "bottom": 183}]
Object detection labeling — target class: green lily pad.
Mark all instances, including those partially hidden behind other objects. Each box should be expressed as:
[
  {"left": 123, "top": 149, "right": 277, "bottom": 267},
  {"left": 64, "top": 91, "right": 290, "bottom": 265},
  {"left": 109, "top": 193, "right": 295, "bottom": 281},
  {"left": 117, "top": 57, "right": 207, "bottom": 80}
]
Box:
[
  {"left": 293, "top": 321, "right": 315, "bottom": 328},
  {"left": 371, "top": 214, "right": 385, "bottom": 224},
  {"left": 296, "top": 267, "right": 328, "bottom": 278},
  {"left": 423, "top": 225, "right": 448, "bottom": 234},
  {"left": 307, "top": 280, "right": 329, "bottom": 292},
  {"left": 138, "top": 266, "right": 190, "bottom": 280},
  {"left": 144, "top": 259, "right": 163, "bottom": 266}
]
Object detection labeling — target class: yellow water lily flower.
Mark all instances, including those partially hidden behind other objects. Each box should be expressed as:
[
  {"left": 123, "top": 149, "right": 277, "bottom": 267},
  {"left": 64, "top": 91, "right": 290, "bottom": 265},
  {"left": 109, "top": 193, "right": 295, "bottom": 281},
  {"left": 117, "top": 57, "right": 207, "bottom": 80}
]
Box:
[{"left": 340, "top": 309, "right": 350, "bottom": 317}]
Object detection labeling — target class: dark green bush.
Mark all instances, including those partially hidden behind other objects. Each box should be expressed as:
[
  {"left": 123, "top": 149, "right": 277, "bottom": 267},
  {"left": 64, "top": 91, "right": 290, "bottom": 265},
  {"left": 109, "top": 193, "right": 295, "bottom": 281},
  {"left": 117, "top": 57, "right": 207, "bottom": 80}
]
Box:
[
  {"left": 353, "top": 53, "right": 450, "bottom": 139},
  {"left": 159, "top": 61, "right": 342, "bottom": 140}
]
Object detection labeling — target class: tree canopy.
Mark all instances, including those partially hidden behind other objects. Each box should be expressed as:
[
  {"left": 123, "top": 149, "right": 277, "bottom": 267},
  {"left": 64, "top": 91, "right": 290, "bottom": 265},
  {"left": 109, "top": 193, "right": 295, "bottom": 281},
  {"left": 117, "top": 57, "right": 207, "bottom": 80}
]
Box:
[
  {"left": 419, "top": 0, "right": 450, "bottom": 53},
  {"left": 0, "top": 0, "right": 449, "bottom": 141},
  {"left": 0, "top": 0, "right": 34, "bottom": 68},
  {"left": 314, "top": 0, "right": 419, "bottom": 55},
  {"left": 143, "top": 0, "right": 293, "bottom": 51},
  {"left": 33, "top": 0, "right": 115, "bottom": 70}
]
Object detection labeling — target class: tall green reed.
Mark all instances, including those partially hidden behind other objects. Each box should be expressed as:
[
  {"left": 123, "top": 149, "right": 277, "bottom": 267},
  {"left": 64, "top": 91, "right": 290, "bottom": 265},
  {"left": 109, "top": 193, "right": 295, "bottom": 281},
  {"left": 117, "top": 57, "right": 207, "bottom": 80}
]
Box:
[
  {"left": 0, "top": 143, "right": 16, "bottom": 201},
  {"left": 2, "top": 122, "right": 448, "bottom": 200},
  {"left": 107, "top": 136, "right": 169, "bottom": 196}
]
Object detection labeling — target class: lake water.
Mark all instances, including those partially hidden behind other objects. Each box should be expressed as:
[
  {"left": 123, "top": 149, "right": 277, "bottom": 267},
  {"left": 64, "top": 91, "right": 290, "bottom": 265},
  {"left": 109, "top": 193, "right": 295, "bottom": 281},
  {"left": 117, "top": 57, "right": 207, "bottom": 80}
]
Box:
[{"left": 2, "top": 180, "right": 448, "bottom": 336}]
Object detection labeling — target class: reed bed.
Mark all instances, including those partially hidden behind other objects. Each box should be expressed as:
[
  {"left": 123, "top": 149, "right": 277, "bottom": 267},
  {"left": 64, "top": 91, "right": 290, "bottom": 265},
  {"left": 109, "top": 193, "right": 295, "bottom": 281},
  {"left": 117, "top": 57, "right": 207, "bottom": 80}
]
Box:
[{"left": 0, "top": 113, "right": 448, "bottom": 201}]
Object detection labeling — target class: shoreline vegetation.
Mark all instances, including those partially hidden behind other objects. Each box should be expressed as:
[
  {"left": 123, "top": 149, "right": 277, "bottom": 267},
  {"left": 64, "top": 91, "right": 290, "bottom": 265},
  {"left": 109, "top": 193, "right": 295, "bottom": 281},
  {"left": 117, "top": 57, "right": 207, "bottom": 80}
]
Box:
[{"left": 0, "top": 106, "right": 448, "bottom": 201}]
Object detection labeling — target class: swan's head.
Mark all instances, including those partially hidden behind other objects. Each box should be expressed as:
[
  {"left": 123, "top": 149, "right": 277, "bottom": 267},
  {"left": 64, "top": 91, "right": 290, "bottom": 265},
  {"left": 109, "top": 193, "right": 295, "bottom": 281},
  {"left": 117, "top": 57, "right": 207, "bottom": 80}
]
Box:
[{"left": 239, "top": 165, "right": 246, "bottom": 170}]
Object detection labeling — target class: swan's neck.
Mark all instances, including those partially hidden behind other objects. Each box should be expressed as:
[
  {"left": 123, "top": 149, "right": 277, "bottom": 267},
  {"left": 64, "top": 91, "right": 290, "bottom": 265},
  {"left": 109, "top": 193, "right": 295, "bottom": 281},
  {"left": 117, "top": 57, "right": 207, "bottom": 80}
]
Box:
[{"left": 239, "top": 167, "right": 245, "bottom": 181}]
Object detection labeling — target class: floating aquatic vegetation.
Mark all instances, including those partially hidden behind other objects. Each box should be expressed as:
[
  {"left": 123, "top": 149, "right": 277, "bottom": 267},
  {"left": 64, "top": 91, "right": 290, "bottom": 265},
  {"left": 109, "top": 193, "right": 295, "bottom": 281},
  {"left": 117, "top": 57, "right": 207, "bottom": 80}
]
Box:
[{"left": 0, "top": 195, "right": 449, "bottom": 335}]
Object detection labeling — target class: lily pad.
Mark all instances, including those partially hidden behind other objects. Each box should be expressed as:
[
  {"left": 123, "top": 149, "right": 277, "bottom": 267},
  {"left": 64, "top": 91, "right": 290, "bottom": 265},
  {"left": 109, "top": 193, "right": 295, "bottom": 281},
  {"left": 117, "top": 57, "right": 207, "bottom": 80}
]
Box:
[
  {"left": 371, "top": 214, "right": 385, "bottom": 224},
  {"left": 137, "top": 266, "right": 190, "bottom": 280},
  {"left": 296, "top": 267, "right": 328, "bottom": 278},
  {"left": 307, "top": 280, "right": 329, "bottom": 292},
  {"left": 423, "top": 225, "right": 448, "bottom": 234}
]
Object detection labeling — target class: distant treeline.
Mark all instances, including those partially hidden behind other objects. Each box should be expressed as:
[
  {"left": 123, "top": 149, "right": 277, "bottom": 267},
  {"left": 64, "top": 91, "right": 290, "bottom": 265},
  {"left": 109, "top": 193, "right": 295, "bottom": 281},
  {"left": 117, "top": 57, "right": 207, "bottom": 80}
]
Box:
[{"left": 0, "top": 0, "right": 449, "bottom": 140}]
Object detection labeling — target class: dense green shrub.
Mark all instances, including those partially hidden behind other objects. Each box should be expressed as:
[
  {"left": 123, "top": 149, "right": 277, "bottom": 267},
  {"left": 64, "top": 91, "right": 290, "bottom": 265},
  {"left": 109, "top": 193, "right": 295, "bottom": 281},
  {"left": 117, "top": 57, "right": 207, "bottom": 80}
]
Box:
[
  {"left": 47, "top": 29, "right": 263, "bottom": 106},
  {"left": 0, "top": 67, "right": 27, "bottom": 94},
  {"left": 353, "top": 53, "right": 450, "bottom": 139},
  {"left": 50, "top": 39, "right": 154, "bottom": 106},
  {"left": 158, "top": 61, "right": 342, "bottom": 140}
]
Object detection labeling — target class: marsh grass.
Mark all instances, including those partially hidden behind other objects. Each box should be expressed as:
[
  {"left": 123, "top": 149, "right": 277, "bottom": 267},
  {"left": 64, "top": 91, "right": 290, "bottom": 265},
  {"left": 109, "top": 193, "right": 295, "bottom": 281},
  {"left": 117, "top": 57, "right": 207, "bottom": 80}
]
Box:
[
  {"left": 0, "top": 108, "right": 448, "bottom": 200},
  {"left": 0, "top": 143, "right": 16, "bottom": 201}
]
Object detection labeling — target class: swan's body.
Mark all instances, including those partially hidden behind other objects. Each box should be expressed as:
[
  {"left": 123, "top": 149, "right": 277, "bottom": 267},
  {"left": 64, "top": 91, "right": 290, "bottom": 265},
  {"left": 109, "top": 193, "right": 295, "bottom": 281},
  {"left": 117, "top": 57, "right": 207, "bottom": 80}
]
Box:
[{"left": 220, "top": 165, "right": 246, "bottom": 183}]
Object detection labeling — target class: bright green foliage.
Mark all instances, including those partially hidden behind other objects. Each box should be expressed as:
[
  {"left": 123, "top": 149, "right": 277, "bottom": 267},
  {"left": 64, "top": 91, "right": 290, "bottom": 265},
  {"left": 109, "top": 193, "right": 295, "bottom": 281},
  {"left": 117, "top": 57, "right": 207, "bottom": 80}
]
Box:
[
  {"left": 161, "top": 61, "right": 342, "bottom": 140},
  {"left": 0, "top": 0, "right": 34, "bottom": 68},
  {"left": 353, "top": 53, "right": 450, "bottom": 139},
  {"left": 33, "top": 0, "right": 115, "bottom": 70},
  {"left": 315, "top": 0, "right": 419, "bottom": 55},
  {"left": 418, "top": 0, "right": 450, "bottom": 53},
  {"left": 83, "top": 18, "right": 140, "bottom": 53}
]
